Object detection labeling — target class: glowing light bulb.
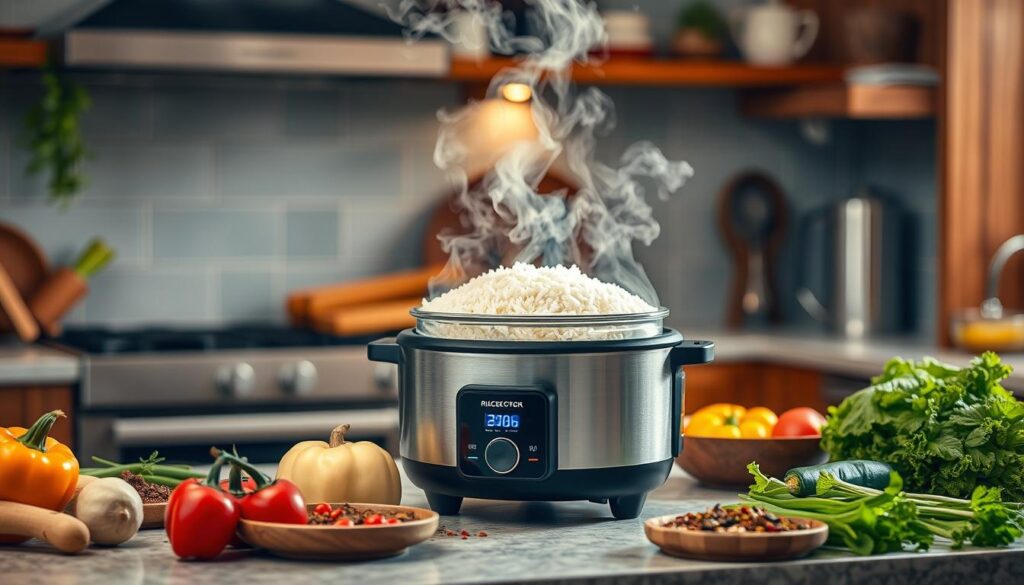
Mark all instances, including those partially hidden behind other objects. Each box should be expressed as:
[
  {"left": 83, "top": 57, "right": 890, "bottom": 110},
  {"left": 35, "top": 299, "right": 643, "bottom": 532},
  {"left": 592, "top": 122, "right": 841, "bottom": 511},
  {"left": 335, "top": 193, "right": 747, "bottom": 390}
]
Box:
[{"left": 501, "top": 83, "right": 533, "bottom": 103}]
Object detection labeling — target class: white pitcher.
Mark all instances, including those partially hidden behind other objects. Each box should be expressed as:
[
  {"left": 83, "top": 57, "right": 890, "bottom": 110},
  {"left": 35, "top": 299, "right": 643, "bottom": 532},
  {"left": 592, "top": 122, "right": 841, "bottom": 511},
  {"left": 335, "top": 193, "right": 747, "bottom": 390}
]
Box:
[{"left": 731, "top": 0, "right": 819, "bottom": 66}]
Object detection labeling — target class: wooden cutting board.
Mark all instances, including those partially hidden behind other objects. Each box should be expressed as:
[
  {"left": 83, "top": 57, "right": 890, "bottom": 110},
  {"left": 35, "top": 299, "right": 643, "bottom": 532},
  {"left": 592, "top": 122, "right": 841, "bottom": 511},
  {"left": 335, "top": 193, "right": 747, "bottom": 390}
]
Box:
[{"left": 0, "top": 223, "right": 47, "bottom": 335}]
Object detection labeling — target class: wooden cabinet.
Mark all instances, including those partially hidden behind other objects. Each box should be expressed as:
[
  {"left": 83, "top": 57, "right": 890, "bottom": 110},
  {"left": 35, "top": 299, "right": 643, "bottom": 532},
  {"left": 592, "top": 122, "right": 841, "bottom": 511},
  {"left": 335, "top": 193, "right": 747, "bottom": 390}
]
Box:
[
  {"left": 939, "top": 0, "right": 1024, "bottom": 345},
  {"left": 0, "top": 386, "right": 75, "bottom": 446},
  {"left": 684, "top": 362, "right": 826, "bottom": 415}
]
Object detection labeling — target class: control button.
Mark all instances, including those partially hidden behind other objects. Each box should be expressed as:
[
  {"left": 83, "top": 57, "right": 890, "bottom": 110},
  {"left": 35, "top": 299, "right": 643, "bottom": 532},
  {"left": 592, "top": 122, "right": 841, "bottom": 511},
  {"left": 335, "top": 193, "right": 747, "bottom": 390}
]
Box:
[{"left": 484, "top": 438, "right": 520, "bottom": 474}]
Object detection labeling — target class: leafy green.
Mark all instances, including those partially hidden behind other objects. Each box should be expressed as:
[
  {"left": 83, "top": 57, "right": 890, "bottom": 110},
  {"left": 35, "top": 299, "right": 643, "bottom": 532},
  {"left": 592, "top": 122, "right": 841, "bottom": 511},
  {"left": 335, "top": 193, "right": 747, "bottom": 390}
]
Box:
[
  {"left": 677, "top": 1, "right": 726, "bottom": 40},
  {"left": 743, "top": 462, "right": 1022, "bottom": 555},
  {"left": 23, "top": 64, "right": 91, "bottom": 208},
  {"left": 821, "top": 353, "right": 1024, "bottom": 501}
]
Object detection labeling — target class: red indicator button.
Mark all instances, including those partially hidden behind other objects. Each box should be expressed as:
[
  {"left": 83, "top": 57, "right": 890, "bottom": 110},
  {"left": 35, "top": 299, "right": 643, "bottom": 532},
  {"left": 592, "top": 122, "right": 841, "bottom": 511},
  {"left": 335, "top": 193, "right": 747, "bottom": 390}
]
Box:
[{"left": 527, "top": 457, "right": 540, "bottom": 463}]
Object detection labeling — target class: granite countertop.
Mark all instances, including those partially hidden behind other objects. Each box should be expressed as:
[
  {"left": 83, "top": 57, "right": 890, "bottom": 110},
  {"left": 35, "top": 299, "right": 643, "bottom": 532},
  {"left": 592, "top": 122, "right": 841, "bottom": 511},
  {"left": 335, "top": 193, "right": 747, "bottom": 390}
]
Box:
[
  {"left": 686, "top": 328, "right": 1024, "bottom": 391},
  {"left": 3, "top": 326, "right": 1021, "bottom": 390},
  {"left": 0, "top": 338, "right": 79, "bottom": 385},
  {"left": 3, "top": 463, "right": 1021, "bottom": 585}
]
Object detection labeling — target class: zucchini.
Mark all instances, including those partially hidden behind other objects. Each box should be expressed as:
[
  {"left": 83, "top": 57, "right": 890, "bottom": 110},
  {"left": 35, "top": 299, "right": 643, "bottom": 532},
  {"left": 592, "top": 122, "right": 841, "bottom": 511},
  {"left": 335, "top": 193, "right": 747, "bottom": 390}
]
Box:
[{"left": 785, "top": 460, "right": 892, "bottom": 496}]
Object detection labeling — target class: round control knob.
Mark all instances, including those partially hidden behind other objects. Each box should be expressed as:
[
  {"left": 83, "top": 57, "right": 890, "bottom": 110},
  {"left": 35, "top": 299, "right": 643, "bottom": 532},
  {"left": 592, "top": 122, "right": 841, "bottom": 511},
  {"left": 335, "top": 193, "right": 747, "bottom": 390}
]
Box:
[
  {"left": 484, "top": 438, "right": 520, "bottom": 475},
  {"left": 278, "top": 360, "right": 317, "bottom": 395},
  {"left": 216, "top": 362, "right": 255, "bottom": 398}
]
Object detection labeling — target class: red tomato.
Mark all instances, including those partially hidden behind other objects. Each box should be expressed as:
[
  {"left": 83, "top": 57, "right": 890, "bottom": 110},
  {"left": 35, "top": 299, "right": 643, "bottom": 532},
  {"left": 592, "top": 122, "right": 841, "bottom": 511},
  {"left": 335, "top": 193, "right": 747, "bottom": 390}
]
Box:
[
  {"left": 364, "top": 514, "right": 383, "bottom": 526},
  {"left": 771, "top": 407, "right": 826, "bottom": 437},
  {"left": 313, "top": 503, "right": 333, "bottom": 516}
]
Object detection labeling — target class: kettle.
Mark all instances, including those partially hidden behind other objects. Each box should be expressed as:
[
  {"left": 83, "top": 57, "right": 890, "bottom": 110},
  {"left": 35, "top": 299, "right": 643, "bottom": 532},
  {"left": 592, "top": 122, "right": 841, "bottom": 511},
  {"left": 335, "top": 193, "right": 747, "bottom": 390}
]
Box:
[{"left": 796, "top": 194, "right": 903, "bottom": 337}]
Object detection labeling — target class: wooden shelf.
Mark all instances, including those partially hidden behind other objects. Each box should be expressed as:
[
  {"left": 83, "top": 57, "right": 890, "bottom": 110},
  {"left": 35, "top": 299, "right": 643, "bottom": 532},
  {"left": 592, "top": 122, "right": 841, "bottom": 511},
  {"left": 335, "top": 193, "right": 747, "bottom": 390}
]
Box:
[
  {"left": 739, "top": 84, "right": 936, "bottom": 119},
  {"left": 449, "top": 57, "right": 845, "bottom": 88},
  {"left": 0, "top": 38, "right": 46, "bottom": 69}
]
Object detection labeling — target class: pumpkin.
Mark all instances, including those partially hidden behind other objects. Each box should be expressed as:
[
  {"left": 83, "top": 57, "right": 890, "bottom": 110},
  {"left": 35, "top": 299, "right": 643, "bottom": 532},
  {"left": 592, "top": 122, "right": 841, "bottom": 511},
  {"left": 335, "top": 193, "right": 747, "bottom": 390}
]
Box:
[{"left": 276, "top": 424, "right": 401, "bottom": 505}]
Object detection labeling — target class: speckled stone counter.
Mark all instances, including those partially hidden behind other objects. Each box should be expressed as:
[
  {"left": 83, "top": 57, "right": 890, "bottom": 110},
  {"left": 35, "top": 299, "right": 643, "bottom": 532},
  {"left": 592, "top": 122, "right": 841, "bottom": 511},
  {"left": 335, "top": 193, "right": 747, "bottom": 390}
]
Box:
[
  {"left": 0, "top": 339, "right": 79, "bottom": 385},
  {"left": 2, "top": 464, "right": 1021, "bottom": 585}
]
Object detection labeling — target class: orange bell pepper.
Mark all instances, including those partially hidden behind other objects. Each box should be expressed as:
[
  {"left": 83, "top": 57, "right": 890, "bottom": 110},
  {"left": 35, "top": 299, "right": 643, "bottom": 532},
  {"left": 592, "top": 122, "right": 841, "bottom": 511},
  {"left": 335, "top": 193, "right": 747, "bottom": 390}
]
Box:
[{"left": 0, "top": 410, "right": 79, "bottom": 509}]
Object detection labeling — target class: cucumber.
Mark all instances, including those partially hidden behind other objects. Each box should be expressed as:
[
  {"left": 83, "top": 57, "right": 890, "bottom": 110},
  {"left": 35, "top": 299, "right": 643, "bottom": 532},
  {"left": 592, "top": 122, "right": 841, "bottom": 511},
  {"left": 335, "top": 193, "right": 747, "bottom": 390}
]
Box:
[{"left": 785, "top": 460, "right": 893, "bottom": 496}]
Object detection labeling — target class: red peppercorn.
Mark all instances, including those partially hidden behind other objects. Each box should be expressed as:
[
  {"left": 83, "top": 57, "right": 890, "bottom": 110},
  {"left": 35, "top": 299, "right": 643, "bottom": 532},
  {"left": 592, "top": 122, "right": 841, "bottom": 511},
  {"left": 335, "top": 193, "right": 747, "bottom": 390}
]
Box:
[{"left": 313, "top": 503, "right": 332, "bottom": 516}]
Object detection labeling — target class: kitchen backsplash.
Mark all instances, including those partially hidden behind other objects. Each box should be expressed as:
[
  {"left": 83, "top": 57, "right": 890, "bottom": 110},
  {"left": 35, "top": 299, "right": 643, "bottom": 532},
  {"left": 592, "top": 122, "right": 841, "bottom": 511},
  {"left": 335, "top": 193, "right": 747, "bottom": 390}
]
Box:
[{"left": 0, "top": 75, "right": 935, "bottom": 333}]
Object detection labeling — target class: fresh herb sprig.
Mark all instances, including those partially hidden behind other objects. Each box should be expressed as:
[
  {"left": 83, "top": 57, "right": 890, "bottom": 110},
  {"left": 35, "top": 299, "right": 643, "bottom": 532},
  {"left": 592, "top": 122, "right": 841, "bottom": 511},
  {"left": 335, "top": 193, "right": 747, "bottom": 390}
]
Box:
[
  {"left": 23, "top": 64, "right": 91, "bottom": 207},
  {"left": 742, "top": 462, "right": 1024, "bottom": 555}
]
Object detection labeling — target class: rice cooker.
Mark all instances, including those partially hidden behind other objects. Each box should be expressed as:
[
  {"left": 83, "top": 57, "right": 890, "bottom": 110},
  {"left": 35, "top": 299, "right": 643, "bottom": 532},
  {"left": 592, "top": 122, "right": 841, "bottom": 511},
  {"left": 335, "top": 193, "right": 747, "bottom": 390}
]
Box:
[{"left": 367, "top": 308, "right": 713, "bottom": 519}]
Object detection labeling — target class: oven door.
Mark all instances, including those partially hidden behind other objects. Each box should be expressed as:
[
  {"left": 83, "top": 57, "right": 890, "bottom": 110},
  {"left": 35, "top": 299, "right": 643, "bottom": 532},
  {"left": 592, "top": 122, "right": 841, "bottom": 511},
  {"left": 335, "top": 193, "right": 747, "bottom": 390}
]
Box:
[{"left": 79, "top": 408, "right": 399, "bottom": 464}]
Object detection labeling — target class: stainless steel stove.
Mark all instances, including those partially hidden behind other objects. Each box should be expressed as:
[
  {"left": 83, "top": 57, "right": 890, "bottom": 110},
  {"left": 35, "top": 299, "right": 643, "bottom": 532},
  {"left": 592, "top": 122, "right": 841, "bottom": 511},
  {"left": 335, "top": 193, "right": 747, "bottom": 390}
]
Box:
[{"left": 55, "top": 325, "right": 398, "bottom": 463}]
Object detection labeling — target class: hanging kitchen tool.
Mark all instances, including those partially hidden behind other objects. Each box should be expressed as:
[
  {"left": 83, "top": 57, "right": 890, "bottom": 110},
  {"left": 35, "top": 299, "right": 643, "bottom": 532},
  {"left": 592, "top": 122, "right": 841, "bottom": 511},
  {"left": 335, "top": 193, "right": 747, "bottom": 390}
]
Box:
[
  {"left": 795, "top": 191, "right": 903, "bottom": 337},
  {"left": 950, "top": 235, "right": 1024, "bottom": 352},
  {"left": 717, "top": 171, "right": 787, "bottom": 328},
  {"left": 0, "top": 223, "right": 48, "bottom": 334}
]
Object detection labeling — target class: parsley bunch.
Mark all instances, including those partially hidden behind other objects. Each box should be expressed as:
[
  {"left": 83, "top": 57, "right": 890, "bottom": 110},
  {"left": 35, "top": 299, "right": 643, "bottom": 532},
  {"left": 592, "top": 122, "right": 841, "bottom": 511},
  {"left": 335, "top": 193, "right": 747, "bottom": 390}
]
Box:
[
  {"left": 742, "top": 463, "right": 1023, "bottom": 555},
  {"left": 821, "top": 352, "right": 1024, "bottom": 501}
]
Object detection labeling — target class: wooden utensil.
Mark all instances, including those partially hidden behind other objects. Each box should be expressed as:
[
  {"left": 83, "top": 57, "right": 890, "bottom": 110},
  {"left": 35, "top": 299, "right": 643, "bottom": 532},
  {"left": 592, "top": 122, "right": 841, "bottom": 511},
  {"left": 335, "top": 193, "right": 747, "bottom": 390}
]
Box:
[
  {"left": 717, "top": 172, "right": 787, "bottom": 328},
  {"left": 644, "top": 514, "right": 828, "bottom": 562},
  {"left": 312, "top": 297, "right": 420, "bottom": 337},
  {"left": 287, "top": 264, "right": 442, "bottom": 326},
  {"left": 0, "top": 222, "right": 48, "bottom": 333},
  {"left": 0, "top": 261, "right": 40, "bottom": 342},
  {"left": 676, "top": 435, "right": 826, "bottom": 489},
  {"left": 141, "top": 503, "right": 166, "bottom": 530},
  {"left": 0, "top": 500, "right": 90, "bottom": 554},
  {"left": 237, "top": 502, "right": 438, "bottom": 561}
]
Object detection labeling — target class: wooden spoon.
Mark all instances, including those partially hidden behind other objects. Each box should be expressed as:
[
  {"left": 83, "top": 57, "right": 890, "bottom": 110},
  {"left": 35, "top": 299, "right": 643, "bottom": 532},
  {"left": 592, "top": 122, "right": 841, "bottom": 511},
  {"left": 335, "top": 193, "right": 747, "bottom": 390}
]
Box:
[{"left": 0, "top": 261, "right": 39, "bottom": 342}]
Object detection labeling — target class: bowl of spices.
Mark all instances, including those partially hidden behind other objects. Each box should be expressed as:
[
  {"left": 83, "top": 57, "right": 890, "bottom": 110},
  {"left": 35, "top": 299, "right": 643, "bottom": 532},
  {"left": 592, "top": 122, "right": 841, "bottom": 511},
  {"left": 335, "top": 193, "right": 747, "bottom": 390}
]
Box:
[
  {"left": 237, "top": 502, "right": 438, "bottom": 561},
  {"left": 120, "top": 471, "right": 172, "bottom": 529},
  {"left": 644, "top": 504, "right": 828, "bottom": 562}
]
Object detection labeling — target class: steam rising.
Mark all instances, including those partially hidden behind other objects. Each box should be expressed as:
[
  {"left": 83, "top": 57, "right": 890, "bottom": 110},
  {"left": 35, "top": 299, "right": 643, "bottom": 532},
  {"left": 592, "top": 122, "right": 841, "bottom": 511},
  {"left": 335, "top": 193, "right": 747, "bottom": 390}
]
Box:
[{"left": 390, "top": 0, "right": 693, "bottom": 305}]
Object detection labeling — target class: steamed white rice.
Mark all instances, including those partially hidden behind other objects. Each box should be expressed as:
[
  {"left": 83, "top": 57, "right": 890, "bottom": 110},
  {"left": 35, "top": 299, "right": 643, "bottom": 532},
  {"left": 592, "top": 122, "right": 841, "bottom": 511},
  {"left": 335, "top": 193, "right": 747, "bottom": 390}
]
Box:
[{"left": 419, "top": 263, "right": 657, "bottom": 340}]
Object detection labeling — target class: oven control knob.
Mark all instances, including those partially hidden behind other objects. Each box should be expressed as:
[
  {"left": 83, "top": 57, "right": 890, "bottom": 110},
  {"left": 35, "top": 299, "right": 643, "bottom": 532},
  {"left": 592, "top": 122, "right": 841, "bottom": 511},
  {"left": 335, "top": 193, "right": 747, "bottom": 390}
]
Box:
[
  {"left": 484, "top": 438, "right": 520, "bottom": 475},
  {"left": 279, "top": 360, "right": 317, "bottom": 395},
  {"left": 217, "top": 362, "right": 255, "bottom": 398}
]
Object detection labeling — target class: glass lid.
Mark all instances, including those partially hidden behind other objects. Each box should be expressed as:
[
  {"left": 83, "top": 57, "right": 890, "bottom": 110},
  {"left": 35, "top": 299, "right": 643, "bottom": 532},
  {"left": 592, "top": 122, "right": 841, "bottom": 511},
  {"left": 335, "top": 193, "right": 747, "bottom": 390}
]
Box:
[{"left": 410, "top": 307, "right": 669, "bottom": 341}]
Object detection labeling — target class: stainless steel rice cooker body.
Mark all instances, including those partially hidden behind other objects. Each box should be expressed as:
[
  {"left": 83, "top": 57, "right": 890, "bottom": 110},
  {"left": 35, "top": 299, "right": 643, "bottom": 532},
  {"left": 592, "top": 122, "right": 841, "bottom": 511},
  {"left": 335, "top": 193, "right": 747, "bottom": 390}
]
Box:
[{"left": 368, "top": 328, "right": 713, "bottom": 520}]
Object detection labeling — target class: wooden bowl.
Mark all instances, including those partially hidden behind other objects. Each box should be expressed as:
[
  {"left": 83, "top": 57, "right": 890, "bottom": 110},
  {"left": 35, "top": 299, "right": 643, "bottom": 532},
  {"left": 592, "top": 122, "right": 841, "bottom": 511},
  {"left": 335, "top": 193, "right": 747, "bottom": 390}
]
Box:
[
  {"left": 645, "top": 514, "right": 828, "bottom": 562},
  {"left": 237, "top": 503, "right": 439, "bottom": 561},
  {"left": 677, "top": 435, "right": 827, "bottom": 488},
  {"left": 141, "top": 503, "right": 166, "bottom": 530}
]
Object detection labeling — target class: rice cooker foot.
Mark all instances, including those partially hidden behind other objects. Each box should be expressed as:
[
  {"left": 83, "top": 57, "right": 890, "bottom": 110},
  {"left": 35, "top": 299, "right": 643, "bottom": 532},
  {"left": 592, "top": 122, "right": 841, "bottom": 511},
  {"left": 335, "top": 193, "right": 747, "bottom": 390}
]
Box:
[
  {"left": 608, "top": 493, "right": 647, "bottom": 520},
  {"left": 425, "top": 492, "right": 464, "bottom": 515}
]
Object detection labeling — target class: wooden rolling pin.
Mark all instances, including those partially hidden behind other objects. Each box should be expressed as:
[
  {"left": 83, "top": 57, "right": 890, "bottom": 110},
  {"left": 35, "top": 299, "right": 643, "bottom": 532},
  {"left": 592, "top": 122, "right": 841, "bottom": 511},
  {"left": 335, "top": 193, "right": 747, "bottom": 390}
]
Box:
[
  {"left": 0, "top": 500, "right": 90, "bottom": 554},
  {"left": 287, "top": 264, "right": 443, "bottom": 326},
  {"left": 312, "top": 297, "right": 420, "bottom": 337}
]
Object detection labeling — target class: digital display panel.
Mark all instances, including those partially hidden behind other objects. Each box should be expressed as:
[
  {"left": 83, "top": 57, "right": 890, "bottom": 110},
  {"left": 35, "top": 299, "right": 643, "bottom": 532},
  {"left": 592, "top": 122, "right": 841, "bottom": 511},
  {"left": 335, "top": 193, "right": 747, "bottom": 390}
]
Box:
[{"left": 485, "top": 413, "right": 520, "bottom": 429}]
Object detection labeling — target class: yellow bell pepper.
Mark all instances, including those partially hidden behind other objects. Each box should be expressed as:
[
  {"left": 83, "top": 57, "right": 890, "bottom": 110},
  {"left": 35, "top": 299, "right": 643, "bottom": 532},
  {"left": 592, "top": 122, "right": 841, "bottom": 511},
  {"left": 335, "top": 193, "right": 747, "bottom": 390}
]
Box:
[
  {"left": 0, "top": 410, "right": 79, "bottom": 509},
  {"left": 684, "top": 404, "right": 778, "bottom": 438}
]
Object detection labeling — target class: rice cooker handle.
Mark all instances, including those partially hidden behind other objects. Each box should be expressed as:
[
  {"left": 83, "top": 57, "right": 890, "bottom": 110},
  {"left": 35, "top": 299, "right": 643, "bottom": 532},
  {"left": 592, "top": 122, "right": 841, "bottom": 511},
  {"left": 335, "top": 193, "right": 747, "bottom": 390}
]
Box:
[
  {"left": 669, "top": 340, "right": 715, "bottom": 457},
  {"left": 367, "top": 337, "right": 403, "bottom": 364}
]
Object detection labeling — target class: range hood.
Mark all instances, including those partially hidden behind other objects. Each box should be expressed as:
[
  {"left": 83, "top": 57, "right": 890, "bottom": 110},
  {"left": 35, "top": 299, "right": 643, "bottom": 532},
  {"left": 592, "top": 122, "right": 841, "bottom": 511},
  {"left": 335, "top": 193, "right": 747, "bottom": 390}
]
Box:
[{"left": 49, "top": 0, "right": 448, "bottom": 77}]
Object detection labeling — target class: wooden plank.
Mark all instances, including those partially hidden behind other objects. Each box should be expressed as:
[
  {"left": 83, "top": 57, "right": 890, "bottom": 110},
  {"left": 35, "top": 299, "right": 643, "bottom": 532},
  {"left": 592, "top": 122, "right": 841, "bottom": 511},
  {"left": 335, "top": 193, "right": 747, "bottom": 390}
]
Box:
[
  {"left": 985, "top": 0, "right": 1024, "bottom": 305},
  {"left": 940, "top": 0, "right": 1024, "bottom": 345},
  {"left": 449, "top": 57, "right": 845, "bottom": 88},
  {"left": 0, "top": 38, "right": 46, "bottom": 69},
  {"left": 740, "top": 84, "right": 935, "bottom": 118}
]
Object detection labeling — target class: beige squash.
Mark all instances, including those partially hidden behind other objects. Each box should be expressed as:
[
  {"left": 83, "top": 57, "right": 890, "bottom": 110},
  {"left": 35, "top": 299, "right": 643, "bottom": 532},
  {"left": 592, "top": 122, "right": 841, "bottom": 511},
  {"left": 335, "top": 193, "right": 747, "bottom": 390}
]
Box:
[{"left": 277, "top": 424, "right": 401, "bottom": 505}]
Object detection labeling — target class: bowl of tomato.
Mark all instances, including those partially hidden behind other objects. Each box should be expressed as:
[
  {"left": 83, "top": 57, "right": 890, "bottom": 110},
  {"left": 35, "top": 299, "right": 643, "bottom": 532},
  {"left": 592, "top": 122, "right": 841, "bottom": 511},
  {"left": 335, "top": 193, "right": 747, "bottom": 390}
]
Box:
[{"left": 676, "top": 405, "right": 828, "bottom": 488}]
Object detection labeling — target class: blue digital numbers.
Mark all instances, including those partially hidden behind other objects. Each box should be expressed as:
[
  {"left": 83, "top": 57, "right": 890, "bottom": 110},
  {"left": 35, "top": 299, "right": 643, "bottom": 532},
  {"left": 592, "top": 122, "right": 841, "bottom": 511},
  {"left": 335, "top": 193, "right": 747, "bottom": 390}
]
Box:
[{"left": 485, "top": 413, "right": 520, "bottom": 429}]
